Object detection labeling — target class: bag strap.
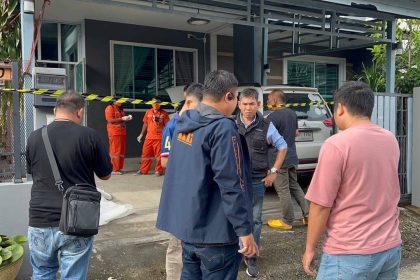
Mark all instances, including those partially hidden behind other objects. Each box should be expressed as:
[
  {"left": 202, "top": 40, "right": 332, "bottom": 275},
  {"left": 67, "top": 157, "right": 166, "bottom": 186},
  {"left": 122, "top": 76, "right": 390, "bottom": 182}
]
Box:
[{"left": 41, "top": 126, "right": 64, "bottom": 192}]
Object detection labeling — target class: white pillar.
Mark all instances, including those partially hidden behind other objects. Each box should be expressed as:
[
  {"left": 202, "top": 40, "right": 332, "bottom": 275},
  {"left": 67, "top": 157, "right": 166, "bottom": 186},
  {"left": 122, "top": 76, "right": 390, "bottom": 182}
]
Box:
[
  {"left": 412, "top": 87, "right": 420, "bottom": 207},
  {"left": 21, "top": 0, "right": 35, "bottom": 137}
]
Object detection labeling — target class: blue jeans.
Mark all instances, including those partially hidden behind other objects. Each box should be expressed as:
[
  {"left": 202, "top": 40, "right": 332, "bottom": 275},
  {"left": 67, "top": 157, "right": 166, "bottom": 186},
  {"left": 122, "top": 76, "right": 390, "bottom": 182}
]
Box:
[
  {"left": 181, "top": 242, "right": 242, "bottom": 280},
  {"left": 317, "top": 245, "right": 401, "bottom": 280},
  {"left": 28, "top": 227, "right": 94, "bottom": 280},
  {"left": 239, "top": 181, "right": 265, "bottom": 261}
]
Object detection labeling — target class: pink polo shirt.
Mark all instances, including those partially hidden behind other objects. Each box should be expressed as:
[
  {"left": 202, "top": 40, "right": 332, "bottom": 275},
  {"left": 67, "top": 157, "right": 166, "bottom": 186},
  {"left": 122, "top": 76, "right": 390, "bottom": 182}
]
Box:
[{"left": 306, "top": 123, "right": 402, "bottom": 255}]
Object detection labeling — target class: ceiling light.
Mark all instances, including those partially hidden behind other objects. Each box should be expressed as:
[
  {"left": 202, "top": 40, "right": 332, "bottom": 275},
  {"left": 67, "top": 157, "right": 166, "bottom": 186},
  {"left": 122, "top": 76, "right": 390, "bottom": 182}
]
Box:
[{"left": 187, "top": 17, "right": 210, "bottom": 25}]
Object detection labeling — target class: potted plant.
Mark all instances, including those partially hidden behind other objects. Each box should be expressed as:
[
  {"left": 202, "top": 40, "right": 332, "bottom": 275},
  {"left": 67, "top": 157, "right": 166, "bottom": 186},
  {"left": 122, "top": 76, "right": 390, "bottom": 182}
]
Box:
[{"left": 0, "top": 234, "right": 27, "bottom": 280}]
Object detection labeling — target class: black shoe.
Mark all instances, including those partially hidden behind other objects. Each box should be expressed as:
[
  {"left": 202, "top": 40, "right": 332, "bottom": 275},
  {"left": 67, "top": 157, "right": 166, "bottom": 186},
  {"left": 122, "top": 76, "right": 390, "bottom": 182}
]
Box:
[{"left": 245, "top": 258, "right": 259, "bottom": 277}]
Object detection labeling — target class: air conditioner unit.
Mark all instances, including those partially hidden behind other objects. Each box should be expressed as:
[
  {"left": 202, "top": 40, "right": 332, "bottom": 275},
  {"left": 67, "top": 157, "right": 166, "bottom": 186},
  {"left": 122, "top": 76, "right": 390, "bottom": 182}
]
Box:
[
  {"left": 32, "top": 67, "right": 67, "bottom": 129},
  {"left": 33, "top": 67, "right": 67, "bottom": 107}
]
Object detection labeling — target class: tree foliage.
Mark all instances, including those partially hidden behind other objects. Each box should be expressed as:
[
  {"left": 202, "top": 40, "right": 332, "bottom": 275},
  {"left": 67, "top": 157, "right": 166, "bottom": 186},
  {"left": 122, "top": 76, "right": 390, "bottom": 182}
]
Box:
[
  {"left": 0, "top": 0, "right": 21, "bottom": 156},
  {"left": 0, "top": 0, "right": 21, "bottom": 60},
  {"left": 360, "top": 20, "right": 420, "bottom": 93}
]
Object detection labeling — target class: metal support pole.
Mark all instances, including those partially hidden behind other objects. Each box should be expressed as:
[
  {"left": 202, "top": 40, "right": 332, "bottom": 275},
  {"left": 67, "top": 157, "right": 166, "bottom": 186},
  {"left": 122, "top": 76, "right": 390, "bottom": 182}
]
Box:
[
  {"left": 260, "top": 0, "right": 264, "bottom": 24},
  {"left": 292, "top": 14, "right": 296, "bottom": 54},
  {"left": 330, "top": 12, "right": 336, "bottom": 49},
  {"left": 297, "top": 14, "right": 302, "bottom": 54},
  {"left": 210, "top": 34, "right": 218, "bottom": 71},
  {"left": 12, "top": 62, "right": 23, "bottom": 183},
  {"left": 336, "top": 17, "right": 340, "bottom": 49},
  {"left": 261, "top": 18, "right": 269, "bottom": 85},
  {"left": 247, "top": 0, "right": 251, "bottom": 22},
  {"left": 386, "top": 19, "right": 396, "bottom": 94}
]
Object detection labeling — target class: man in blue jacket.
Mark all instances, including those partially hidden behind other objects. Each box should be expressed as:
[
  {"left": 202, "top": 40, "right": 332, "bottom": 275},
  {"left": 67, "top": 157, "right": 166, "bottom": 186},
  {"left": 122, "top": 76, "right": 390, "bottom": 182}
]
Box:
[
  {"left": 157, "top": 70, "right": 258, "bottom": 280},
  {"left": 160, "top": 83, "right": 204, "bottom": 280}
]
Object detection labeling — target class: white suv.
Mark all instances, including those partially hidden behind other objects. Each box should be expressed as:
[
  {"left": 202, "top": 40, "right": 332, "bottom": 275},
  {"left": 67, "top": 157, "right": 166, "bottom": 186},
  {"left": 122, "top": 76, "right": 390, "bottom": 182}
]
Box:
[{"left": 238, "top": 85, "right": 334, "bottom": 176}]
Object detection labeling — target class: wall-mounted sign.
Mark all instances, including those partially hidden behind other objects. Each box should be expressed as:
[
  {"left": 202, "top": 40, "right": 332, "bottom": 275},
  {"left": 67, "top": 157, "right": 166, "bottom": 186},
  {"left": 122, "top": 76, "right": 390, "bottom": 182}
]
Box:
[{"left": 0, "top": 63, "right": 12, "bottom": 81}]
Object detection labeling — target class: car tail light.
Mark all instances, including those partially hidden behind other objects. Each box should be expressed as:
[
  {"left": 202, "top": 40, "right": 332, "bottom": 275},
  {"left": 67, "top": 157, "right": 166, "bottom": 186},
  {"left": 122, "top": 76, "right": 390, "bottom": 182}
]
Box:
[{"left": 323, "top": 118, "right": 334, "bottom": 127}]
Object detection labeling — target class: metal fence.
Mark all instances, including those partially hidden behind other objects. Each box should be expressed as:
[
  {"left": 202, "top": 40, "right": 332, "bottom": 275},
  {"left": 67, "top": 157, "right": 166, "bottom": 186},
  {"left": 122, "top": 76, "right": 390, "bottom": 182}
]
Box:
[
  {"left": 372, "top": 93, "right": 413, "bottom": 202},
  {"left": 0, "top": 61, "right": 25, "bottom": 183}
]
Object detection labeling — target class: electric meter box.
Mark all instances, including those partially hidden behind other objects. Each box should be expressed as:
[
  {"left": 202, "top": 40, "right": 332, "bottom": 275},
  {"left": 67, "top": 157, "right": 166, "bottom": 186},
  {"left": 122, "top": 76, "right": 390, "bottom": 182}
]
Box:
[
  {"left": 32, "top": 67, "right": 67, "bottom": 129},
  {"left": 33, "top": 67, "right": 67, "bottom": 107}
]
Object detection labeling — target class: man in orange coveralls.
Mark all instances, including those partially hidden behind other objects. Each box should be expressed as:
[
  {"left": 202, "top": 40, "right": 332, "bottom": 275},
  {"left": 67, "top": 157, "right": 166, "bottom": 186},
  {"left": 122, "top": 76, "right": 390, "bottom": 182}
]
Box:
[
  {"left": 105, "top": 101, "right": 132, "bottom": 175},
  {"left": 137, "top": 97, "right": 169, "bottom": 176}
]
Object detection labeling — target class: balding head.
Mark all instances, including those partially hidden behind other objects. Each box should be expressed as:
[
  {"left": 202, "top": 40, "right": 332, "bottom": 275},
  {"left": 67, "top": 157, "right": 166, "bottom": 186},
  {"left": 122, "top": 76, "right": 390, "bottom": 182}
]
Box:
[
  {"left": 55, "top": 90, "right": 85, "bottom": 113},
  {"left": 267, "top": 89, "right": 286, "bottom": 111},
  {"left": 269, "top": 89, "right": 285, "bottom": 102},
  {"left": 54, "top": 90, "right": 85, "bottom": 125}
]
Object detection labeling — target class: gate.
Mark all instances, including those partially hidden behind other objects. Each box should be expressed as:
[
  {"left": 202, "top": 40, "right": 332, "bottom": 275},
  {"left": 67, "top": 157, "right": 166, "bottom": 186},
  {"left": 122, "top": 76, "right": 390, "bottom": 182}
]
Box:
[{"left": 371, "top": 93, "right": 413, "bottom": 202}]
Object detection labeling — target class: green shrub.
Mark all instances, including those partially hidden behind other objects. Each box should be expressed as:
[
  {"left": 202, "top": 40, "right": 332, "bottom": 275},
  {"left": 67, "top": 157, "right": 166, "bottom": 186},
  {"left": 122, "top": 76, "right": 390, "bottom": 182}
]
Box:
[{"left": 0, "top": 234, "right": 27, "bottom": 269}]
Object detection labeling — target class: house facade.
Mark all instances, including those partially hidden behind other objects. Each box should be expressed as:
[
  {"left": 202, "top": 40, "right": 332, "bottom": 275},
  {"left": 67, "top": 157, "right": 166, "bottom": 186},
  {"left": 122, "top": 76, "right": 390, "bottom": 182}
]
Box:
[{"left": 23, "top": 0, "right": 419, "bottom": 157}]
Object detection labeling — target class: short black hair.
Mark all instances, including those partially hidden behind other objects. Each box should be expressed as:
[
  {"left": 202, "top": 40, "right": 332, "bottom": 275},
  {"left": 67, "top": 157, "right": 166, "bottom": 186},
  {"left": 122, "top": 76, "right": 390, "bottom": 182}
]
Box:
[
  {"left": 183, "top": 83, "right": 192, "bottom": 93},
  {"left": 56, "top": 90, "right": 85, "bottom": 112},
  {"left": 333, "top": 81, "right": 374, "bottom": 118},
  {"left": 152, "top": 96, "right": 161, "bottom": 102},
  {"left": 203, "top": 70, "right": 238, "bottom": 101},
  {"left": 185, "top": 83, "right": 204, "bottom": 101},
  {"left": 176, "top": 100, "right": 185, "bottom": 112},
  {"left": 239, "top": 88, "right": 258, "bottom": 101}
]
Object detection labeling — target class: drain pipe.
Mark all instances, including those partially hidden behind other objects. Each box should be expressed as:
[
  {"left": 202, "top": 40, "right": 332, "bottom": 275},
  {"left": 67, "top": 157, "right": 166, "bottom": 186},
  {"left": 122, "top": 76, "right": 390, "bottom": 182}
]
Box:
[{"left": 187, "top": 33, "right": 207, "bottom": 75}]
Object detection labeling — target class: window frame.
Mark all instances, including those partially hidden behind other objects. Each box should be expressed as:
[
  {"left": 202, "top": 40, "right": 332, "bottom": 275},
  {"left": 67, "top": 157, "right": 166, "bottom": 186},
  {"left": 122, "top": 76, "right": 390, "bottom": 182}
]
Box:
[
  {"left": 110, "top": 40, "right": 198, "bottom": 99},
  {"left": 283, "top": 55, "right": 346, "bottom": 96},
  {"left": 37, "top": 21, "right": 83, "bottom": 64},
  {"left": 36, "top": 21, "right": 85, "bottom": 92}
]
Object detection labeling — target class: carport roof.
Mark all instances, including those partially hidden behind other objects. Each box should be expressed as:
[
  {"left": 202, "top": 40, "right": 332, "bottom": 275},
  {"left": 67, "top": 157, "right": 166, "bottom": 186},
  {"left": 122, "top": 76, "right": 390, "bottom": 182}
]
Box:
[
  {"left": 324, "top": 0, "right": 420, "bottom": 19},
  {"left": 39, "top": 0, "right": 420, "bottom": 55}
]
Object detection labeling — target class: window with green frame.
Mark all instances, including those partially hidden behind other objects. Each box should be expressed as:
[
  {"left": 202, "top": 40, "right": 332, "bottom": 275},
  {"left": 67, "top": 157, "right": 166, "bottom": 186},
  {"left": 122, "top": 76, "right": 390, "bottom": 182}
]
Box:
[
  {"left": 113, "top": 44, "right": 195, "bottom": 106},
  {"left": 287, "top": 61, "right": 339, "bottom": 100}
]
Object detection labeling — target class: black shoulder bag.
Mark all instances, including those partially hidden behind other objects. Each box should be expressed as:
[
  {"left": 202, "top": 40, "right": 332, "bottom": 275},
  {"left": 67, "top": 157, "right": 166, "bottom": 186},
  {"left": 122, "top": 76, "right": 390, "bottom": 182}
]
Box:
[{"left": 42, "top": 126, "right": 101, "bottom": 237}]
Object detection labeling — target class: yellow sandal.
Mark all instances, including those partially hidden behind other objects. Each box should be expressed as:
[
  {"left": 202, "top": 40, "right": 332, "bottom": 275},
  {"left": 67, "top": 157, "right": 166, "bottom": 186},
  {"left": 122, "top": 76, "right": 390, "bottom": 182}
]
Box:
[{"left": 267, "top": 219, "right": 292, "bottom": 230}]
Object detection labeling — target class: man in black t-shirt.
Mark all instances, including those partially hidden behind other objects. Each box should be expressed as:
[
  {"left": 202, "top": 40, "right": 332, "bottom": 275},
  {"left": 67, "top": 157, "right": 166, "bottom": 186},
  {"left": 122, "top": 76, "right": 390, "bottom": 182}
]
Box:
[
  {"left": 26, "top": 91, "right": 112, "bottom": 279},
  {"left": 266, "top": 89, "right": 309, "bottom": 230}
]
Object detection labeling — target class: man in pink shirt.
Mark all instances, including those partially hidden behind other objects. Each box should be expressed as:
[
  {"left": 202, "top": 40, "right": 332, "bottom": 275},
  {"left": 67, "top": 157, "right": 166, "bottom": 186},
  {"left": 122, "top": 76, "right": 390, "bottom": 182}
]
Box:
[{"left": 302, "top": 81, "right": 402, "bottom": 279}]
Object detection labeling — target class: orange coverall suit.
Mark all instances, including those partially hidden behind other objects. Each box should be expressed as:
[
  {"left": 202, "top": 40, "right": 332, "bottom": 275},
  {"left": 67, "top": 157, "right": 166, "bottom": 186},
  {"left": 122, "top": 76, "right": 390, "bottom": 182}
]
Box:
[
  {"left": 105, "top": 104, "right": 127, "bottom": 172},
  {"left": 139, "top": 109, "right": 169, "bottom": 174}
]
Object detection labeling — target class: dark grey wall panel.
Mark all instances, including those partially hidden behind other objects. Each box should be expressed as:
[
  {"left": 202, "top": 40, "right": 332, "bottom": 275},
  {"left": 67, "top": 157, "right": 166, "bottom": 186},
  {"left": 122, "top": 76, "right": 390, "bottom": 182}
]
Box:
[
  {"left": 84, "top": 19, "right": 208, "bottom": 158},
  {"left": 233, "top": 24, "right": 255, "bottom": 84}
]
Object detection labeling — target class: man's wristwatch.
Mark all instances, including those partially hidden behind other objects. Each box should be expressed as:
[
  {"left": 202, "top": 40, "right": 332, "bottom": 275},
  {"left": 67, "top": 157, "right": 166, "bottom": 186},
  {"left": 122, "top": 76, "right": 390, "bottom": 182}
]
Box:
[{"left": 269, "top": 167, "right": 279, "bottom": 174}]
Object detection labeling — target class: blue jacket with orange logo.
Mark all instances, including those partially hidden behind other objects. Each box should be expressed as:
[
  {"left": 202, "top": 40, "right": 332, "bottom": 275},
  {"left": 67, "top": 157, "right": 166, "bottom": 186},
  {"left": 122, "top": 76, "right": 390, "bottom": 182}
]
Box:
[{"left": 156, "top": 103, "right": 253, "bottom": 244}]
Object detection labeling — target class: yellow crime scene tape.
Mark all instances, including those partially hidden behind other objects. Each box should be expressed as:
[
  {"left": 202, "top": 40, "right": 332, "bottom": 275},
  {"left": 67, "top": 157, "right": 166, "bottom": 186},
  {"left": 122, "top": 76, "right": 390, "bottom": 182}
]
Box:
[
  {"left": 0, "top": 88, "right": 182, "bottom": 108},
  {"left": 0, "top": 88, "right": 334, "bottom": 109}
]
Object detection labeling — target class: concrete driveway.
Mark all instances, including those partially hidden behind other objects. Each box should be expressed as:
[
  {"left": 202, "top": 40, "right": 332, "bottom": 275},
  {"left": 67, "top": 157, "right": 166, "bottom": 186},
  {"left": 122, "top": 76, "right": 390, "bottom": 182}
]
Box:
[{"left": 90, "top": 158, "right": 420, "bottom": 280}]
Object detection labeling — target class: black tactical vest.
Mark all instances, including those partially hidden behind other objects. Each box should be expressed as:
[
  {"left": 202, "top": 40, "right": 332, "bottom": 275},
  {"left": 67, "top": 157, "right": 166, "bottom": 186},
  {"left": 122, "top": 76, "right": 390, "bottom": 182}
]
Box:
[{"left": 236, "top": 112, "right": 270, "bottom": 180}]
